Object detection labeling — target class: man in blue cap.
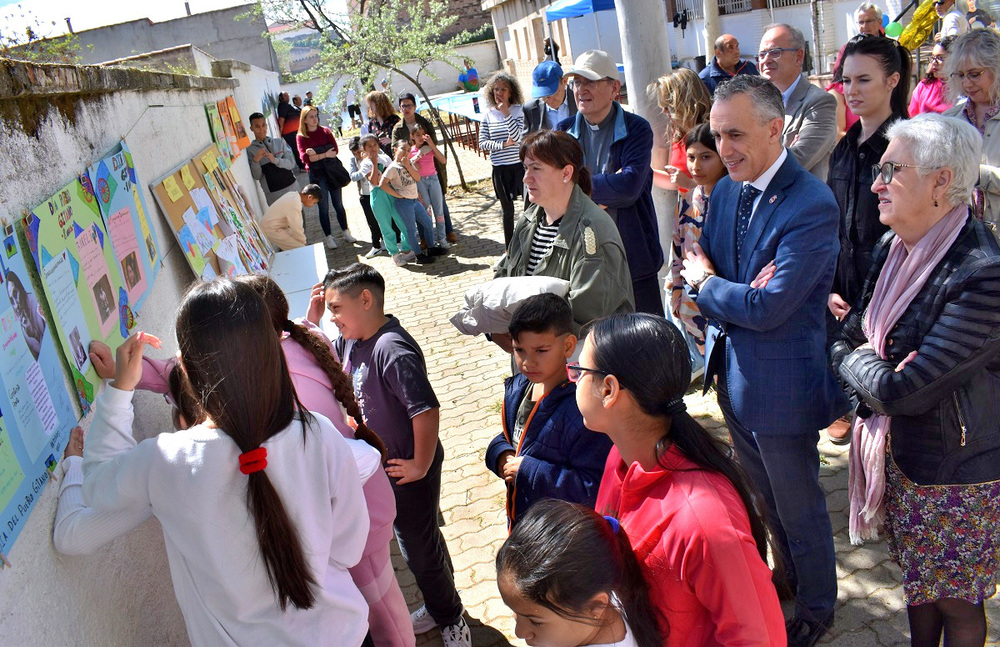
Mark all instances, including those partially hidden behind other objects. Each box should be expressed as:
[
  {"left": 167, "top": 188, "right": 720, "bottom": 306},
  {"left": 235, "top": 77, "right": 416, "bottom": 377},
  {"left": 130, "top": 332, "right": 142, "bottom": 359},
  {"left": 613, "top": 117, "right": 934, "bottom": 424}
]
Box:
[{"left": 522, "top": 60, "right": 577, "bottom": 137}]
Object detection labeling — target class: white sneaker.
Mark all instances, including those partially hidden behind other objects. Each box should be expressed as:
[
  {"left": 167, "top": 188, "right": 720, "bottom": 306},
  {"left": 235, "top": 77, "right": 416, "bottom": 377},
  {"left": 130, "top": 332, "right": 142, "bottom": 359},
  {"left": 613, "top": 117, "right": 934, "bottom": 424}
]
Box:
[
  {"left": 342, "top": 229, "right": 357, "bottom": 243},
  {"left": 393, "top": 251, "right": 416, "bottom": 267},
  {"left": 440, "top": 617, "right": 471, "bottom": 647},
  {"left": 365, "top": 246, "right": 383, "bottom": 259},
  {"left": 324, "top": 234, "right": 338, "bottom": 249},
  {"left": 410, "top": 604, "right": 437, "bottom": 634}
]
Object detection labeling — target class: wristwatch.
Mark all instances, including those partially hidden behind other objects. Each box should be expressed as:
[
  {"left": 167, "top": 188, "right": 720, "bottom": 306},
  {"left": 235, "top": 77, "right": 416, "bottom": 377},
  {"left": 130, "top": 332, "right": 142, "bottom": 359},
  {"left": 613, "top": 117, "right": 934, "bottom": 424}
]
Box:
[{"left": 690, "top": 268, "right": 715, "bottom": 291}]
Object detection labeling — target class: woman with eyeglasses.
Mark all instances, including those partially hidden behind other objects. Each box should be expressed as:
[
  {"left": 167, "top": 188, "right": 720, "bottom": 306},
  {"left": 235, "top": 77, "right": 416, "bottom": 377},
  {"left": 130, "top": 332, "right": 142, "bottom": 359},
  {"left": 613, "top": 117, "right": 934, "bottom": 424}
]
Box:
[
  {"left": 827, "top": 35, "right": 910, "bottom": 331},
  {"left": 830, "top": 113, "right": 1000, "bottom": 647},
  {"left": 909, "top": 35, "right": 955, "bottom": 116},
  {"left": 577, "top": 313, "right": 786, "bottom": 647},
  {"left": 943, "top": 29, "right": 1000, "bottom": 225}
]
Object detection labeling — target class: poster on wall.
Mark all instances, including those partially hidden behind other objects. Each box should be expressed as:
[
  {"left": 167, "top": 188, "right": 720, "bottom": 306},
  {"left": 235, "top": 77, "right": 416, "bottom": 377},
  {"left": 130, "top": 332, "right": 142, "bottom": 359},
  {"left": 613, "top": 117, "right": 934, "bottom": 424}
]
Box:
[
  {"left": 0, "top": 226, "right": 77, "bottom": 557},
  {"left": 205, "top": 103, "right": 233, "bottom": 161},
  {"left": 86, "top": 139, "right": 161, "bottom": 311},
  {"left": 24, "top": 177, "right": 133, "bottom": 414},
  {"left": 225, "top": 96, "right": 251, "bottom": 151},
  {"left": 216, "top": 99, "right": 241, "bottom": 161}
]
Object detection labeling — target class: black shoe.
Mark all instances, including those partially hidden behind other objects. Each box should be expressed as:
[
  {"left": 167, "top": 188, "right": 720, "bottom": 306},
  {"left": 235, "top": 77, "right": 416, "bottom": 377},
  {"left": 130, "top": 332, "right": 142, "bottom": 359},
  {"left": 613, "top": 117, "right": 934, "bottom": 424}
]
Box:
[
  {"left": 426, "top": 246, "right": 448, "bottom": 256},
  {"left": 414, "top": 253, "right": 435, "bottom": 264},
  {"left": 786, "top": 614, "right": 833, "bottom": 647}
]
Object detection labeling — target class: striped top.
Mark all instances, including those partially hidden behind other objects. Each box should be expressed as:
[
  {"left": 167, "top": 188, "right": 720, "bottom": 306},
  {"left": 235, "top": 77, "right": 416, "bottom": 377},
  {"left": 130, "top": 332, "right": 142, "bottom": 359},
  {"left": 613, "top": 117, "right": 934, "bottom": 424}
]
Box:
[
  {"left": 527, "top": 217, "right": 561, "bottom": 275},
  {"left": 479, "top": 105, "right": 524, "bottom": 167}
]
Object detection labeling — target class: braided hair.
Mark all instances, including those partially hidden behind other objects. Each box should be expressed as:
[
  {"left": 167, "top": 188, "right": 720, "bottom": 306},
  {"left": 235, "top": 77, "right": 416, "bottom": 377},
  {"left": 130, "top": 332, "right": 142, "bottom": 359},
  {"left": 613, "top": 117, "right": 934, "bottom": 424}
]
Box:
[{"left": 237, "top": 275, "right": 388, "bottom": 461}]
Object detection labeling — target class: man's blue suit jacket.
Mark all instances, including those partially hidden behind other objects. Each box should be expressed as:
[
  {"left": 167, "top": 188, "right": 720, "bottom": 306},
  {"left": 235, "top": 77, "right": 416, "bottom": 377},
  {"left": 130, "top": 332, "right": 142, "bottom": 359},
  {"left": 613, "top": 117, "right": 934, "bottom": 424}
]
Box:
[{"left": 696, "top": 152, "right": 849, "bottom": 436}]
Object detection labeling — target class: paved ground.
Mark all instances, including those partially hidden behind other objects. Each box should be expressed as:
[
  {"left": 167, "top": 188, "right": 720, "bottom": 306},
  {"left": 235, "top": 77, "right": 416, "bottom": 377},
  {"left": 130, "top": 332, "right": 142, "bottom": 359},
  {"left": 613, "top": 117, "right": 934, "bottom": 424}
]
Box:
[{"left": 296, "top": 142, "right": 999, "bottom": 647}]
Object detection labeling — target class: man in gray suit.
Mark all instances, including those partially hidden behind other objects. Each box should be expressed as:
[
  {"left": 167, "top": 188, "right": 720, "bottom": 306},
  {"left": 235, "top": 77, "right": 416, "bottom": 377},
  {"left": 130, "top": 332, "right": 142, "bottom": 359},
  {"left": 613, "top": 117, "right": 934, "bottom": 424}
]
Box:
[{"left": 758, "top": 24, "right": 837, "bottom": 179}]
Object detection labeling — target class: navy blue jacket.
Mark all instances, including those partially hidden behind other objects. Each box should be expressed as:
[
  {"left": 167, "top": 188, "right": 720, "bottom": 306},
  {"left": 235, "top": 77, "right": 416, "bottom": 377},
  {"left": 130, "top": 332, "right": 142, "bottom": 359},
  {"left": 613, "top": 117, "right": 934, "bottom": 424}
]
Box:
[
  {"left": 696, "top": 152, "right": 849, "bottom": 435},
  {"left": 698, "top": 57, "right": 760, "bottom": 97},
  {"left": 558, "top": 104, "right": 663, "bottom": 282},
  {"left": 485, "top": 374, "right": 612, "bottom": 525}
]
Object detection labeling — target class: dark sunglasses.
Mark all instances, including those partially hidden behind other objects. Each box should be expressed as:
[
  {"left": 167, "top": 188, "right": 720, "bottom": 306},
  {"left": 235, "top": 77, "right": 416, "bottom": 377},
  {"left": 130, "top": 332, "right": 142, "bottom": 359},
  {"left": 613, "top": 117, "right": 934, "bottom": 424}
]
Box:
[{"left": 872, "top": 161, "right": 937, "bottom": 184}]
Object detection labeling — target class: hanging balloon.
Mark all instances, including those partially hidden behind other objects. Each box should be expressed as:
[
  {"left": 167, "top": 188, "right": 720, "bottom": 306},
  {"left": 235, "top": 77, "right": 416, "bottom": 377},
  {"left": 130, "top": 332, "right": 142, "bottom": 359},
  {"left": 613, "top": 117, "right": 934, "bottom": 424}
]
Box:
[
  {"left": 882, "top": 14, "right": 891, "bottom": 27},
  {"left": 885, "top": 21, "right": 904, "bottom": 37}
]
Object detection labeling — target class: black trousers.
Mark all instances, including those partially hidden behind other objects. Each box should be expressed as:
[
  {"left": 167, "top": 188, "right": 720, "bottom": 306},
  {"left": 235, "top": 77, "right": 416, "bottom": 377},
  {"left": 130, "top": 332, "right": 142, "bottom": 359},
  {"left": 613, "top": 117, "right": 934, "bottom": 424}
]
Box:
[
  {"left": 282, "top": 132, "right": 304, "bottom": 169},
  {"left": 392, "top": 443, "right": 463, "bottom": 626},
  {"left": 632, "top": 275, "right": 665, "bottom": 316},
  {"left": 492, "top": 163, "right": 523, "bottom": 246}
]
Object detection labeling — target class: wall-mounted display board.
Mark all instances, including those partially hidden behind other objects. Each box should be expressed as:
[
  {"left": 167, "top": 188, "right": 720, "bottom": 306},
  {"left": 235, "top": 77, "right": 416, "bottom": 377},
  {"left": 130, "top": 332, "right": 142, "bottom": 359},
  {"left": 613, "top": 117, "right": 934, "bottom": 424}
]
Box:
[
  {"left": 0, "top": 226, "right": 77, "bottom": 558},
  {"left": 150, "top": 143, "right": 274, "bottom": 280},
  {"left": 24, "top": 177, "right": 133, "bottom": 414},
  {"left": 224, "top": 97, "right": 251, "bottom": 152},
  {"left": 86, "top": 139, "right": 161, "bottom": 312},
  {"left": 205, "top": 103, "right": 234, "bottom": 162}
]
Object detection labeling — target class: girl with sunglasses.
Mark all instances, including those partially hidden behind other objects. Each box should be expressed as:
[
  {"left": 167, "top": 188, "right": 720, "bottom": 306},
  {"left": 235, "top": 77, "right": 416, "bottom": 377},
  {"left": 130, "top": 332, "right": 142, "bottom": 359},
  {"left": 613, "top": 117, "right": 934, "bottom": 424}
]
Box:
[{"left": 570, "top": 313, "right": 785, "bottom": 646}]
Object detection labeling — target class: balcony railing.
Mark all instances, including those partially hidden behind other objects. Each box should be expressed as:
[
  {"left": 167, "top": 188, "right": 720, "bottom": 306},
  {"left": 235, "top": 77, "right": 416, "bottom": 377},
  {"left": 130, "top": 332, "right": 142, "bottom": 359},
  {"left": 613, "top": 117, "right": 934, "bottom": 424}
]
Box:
[{"left": 719, "top": 0, "right": 753, "bottom": 15}]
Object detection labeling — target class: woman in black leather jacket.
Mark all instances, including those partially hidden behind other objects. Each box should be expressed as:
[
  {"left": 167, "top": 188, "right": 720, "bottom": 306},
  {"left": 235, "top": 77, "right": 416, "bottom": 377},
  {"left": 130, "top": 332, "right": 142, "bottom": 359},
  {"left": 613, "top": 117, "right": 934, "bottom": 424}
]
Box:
[{"left": 830, "top": 113, "right": 1000, "bottom": 647}]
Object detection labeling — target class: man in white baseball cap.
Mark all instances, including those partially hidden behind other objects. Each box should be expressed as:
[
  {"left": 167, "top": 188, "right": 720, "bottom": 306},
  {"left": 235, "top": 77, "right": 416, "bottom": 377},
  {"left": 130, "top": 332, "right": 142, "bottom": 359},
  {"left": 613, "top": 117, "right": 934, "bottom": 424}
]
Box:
[{"left": 559, "top": 50, "right": 664, "bottom": 315}]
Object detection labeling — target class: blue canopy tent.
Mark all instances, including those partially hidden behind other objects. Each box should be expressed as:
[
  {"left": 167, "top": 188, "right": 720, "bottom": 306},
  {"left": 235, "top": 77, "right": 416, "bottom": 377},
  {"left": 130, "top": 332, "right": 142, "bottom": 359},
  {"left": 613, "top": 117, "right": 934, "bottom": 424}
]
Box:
[{"left": 545, "top": 0, "right": 617, "bottom": 56}]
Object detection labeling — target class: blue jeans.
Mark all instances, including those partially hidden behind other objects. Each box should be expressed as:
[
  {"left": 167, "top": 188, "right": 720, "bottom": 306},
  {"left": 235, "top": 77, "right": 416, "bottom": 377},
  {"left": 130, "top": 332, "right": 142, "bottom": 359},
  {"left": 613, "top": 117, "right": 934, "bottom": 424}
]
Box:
[
  {"left": 393, "top": 197, "right": 436, "bottom": 252},
  {"left": 308, "top": 170, "right": 348, "bottom": 235},
  {"left": 417, "top": 175, "right": 446, "bottom": 243},
  {"left": 717, "top": 368, "right": 837, "bottom": 623}
]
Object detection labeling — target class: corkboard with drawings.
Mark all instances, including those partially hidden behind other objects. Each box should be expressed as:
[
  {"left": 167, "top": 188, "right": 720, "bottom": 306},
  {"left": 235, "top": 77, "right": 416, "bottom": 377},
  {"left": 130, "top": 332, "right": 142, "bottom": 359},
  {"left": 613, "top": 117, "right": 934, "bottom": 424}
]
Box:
[{"left": 149, "top": 144, "right": 273, "bottom": 280}]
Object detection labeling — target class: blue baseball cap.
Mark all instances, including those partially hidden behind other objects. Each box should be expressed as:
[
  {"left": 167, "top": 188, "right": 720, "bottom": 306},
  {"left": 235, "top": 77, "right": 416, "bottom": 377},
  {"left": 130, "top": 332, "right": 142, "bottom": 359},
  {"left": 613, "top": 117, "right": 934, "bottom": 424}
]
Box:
[{"left": 531, "top": 61, "right": 564, "bottom": 98}]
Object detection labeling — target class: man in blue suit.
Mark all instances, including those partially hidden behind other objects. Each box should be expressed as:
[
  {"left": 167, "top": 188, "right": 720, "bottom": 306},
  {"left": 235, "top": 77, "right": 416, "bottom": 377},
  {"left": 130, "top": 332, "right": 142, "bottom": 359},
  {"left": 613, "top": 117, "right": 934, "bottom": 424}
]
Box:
[{"left": 681, "top": 75, "right": 848, "bottom": 647}]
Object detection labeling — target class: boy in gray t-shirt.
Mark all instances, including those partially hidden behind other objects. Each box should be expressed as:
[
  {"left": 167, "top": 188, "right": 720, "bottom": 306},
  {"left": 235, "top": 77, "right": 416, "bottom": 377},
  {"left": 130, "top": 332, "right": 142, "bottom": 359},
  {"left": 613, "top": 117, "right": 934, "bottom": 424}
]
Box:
[{"left": 325, "top": 263, "right": 469, "bottom": 647}]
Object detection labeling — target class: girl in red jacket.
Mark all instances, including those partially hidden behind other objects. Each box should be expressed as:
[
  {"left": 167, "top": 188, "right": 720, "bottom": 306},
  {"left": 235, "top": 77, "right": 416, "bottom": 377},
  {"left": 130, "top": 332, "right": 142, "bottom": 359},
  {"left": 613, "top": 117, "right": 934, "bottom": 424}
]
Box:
[
  {"left": 573, "top": 313, "right": 787, "bottom": 647},
  {"left": 496, "top": 499, "right": 662, "bottom": 647}
]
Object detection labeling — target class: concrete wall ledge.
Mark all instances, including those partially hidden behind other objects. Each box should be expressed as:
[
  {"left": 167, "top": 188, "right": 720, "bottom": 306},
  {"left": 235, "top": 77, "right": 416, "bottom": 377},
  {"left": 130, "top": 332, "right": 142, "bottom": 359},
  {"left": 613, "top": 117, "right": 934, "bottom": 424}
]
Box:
[{"left": 0, "top": 58, "right": 236, "bottom": 101}]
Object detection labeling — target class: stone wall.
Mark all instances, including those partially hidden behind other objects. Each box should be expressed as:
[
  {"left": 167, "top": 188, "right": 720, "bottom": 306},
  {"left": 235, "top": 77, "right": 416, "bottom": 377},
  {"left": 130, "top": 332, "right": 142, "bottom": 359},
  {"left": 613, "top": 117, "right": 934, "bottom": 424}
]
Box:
[{"left": 0, "top": 56, "right": 278, "bottom": 645}]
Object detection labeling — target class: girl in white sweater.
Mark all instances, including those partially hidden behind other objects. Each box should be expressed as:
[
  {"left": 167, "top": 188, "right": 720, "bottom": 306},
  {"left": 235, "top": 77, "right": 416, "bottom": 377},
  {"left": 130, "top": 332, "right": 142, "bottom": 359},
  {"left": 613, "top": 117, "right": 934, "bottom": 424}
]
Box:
[{"left": 79, "top": 279, "right": 372, "bottom": 646}]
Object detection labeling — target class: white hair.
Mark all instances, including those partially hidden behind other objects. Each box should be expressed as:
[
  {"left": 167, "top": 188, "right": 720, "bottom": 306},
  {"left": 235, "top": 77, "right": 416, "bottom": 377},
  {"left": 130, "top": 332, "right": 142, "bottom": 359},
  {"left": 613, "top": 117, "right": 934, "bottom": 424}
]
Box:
[
  {"left": 885, "top": 113, "right": 982, "bottom": 206},
  {"left": 856, "top": 2, "right": 883, "bottom": 19}
]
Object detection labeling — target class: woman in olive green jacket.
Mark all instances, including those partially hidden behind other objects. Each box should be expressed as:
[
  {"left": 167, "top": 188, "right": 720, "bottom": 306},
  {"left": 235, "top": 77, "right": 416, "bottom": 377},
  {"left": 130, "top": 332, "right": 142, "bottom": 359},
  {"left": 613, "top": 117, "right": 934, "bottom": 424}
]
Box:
[{"left": 494, "top": 130, "right": 634, "bottom": 334}]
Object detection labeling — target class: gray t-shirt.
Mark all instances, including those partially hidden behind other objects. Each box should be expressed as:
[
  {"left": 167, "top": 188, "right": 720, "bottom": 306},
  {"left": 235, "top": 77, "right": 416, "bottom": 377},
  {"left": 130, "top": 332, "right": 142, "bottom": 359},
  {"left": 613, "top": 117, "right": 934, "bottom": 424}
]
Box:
[{"left": 337, "top": 316, "right": 439, "bottom": 462}]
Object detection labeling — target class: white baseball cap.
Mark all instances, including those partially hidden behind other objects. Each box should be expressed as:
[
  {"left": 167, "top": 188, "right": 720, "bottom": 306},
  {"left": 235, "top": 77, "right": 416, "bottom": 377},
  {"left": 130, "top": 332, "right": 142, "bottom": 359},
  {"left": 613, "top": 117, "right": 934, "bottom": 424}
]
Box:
[{"left": 564, "top": 50, "right": 618, "bottom": 81}]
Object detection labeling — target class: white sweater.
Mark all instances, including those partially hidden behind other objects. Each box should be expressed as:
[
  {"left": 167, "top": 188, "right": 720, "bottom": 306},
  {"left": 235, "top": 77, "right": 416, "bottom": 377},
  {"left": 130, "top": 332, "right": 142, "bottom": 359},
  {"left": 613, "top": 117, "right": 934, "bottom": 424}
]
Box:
[{"left": 81, "top": 386, "right": 371, "bottom": 647}]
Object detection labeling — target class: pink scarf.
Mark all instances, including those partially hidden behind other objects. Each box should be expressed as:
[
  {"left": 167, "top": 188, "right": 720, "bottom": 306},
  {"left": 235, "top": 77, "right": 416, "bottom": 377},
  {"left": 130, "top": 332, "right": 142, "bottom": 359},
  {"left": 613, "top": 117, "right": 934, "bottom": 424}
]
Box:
[{"left": 848, "top": 205, "right": 969, "bottom": 545}]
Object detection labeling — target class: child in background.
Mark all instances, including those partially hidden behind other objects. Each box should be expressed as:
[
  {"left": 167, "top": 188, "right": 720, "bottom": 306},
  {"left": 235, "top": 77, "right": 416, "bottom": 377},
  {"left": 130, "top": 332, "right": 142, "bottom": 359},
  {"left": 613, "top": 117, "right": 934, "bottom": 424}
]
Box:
[
  {"left": 409, "top": 125, "right": 450, "bottom": 249},
  {"left": 349, "top": 136, "right": 390, "bottom": 259},
  {"left": 325, "top": 264, "right": 470, "bottom": 647},
  {"left": 670, "top": 123, "right": 730, "bottom": 359},
  {"left": 78, "top": 281, "right": 372, "bottom": 646},
  {"left": 379, "top": 139, "right": 446, "bottom": 265},
  {"left": 496, "top": 499, "right": 663, "bottom": 647},
  {"left": 362, "top": 135, "right": 415, "bottom": 266},
  {"left": 485, "top": 294, "right": 612, "bottom": 527}
]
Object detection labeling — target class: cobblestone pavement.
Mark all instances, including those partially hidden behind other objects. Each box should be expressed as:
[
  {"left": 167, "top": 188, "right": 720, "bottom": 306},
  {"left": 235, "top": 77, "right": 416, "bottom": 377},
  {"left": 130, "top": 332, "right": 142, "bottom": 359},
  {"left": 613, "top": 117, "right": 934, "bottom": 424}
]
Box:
[{"left": 297, "top": 143, "right": 998, "bottom": 647}]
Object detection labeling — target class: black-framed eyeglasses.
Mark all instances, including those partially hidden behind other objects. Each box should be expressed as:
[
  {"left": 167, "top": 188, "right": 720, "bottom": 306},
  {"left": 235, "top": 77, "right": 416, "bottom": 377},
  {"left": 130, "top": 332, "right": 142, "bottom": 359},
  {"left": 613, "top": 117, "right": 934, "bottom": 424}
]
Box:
[
  {"left": 872, "top": 161, "right": 937, "bottom": 184},
  {"left": 928, "top": 55, "right": 946, "bottom": 64},
  {"left": 566, "top": 363, "right": 610, "bottom": 383},
  {"left": 399, "top": 103, "right": 416, "bottom": 109},
  {"left": 755, "top": 47, "right": 798, "bottom": 62}
]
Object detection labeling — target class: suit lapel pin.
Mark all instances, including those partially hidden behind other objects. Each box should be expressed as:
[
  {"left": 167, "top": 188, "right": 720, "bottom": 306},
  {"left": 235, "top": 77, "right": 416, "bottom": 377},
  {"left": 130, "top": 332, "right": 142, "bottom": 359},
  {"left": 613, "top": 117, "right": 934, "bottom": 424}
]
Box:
[{"left": 769, "top": 195, "right": 777, "bottom": 204}]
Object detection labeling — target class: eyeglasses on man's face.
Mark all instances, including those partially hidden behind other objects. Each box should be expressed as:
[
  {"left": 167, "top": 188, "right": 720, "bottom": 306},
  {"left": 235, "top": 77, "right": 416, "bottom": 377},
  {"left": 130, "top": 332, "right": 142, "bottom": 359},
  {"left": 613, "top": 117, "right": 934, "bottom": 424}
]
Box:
[
  {"left": 755, "top": 47, "right": 798, "bottom": 62},
  {"left": 399, "top": 103, "right": 416, "bottom": 109},
  {"left": 872, "top": 161, "right": 937, "bottom": 184},
  {"left": 566, "top": 363, "right": 610, "bottom": 383}
]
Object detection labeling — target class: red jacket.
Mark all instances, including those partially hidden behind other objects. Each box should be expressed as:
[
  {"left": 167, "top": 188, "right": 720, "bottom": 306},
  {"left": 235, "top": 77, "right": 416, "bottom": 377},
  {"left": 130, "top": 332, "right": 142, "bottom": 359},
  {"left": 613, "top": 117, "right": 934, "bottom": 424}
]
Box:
[{"left": 596, "top": 446, "right": 786, "bottom": 647}]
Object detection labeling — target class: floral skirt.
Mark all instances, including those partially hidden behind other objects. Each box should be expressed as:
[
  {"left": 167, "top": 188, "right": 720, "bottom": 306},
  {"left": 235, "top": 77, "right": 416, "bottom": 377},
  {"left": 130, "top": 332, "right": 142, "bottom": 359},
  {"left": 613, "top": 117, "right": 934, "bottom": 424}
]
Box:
[{"left": 884, "top": 456, "right": 1000, "bottom": 605}]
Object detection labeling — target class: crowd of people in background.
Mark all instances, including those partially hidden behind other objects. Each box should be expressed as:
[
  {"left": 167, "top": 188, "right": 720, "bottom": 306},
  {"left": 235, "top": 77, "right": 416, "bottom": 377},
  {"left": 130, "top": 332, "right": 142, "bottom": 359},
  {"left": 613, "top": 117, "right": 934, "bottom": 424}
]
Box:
[{"left": 55, "top": 6, "right": 1000, "bottom": 647}]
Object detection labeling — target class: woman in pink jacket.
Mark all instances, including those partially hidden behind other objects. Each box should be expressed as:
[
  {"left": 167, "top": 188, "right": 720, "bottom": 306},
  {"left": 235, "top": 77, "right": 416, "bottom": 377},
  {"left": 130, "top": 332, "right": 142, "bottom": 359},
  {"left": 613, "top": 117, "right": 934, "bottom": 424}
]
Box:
[{"left": 76, "top": 275, "right": 412, "bottom": 647}]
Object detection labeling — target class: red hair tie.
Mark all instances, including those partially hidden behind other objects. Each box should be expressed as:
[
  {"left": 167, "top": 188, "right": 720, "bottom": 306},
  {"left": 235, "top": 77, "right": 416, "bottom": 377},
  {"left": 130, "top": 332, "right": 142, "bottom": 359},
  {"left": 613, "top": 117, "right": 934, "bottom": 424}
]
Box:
[{"left": 239, "top": 447, "right": 268, "bottom": 475}]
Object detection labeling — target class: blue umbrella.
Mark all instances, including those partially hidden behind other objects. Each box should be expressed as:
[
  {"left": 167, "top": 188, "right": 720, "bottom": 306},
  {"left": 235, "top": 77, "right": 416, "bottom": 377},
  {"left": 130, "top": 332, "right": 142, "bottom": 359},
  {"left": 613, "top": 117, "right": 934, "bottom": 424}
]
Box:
[{"left": 545, "top": 0, "right": 616, "bottom": 21}]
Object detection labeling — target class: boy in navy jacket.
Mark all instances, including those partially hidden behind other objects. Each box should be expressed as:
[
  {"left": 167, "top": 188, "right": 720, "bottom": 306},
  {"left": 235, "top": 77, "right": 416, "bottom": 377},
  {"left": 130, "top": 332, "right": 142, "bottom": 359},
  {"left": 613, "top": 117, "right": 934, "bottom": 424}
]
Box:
[{"left": 485, "top": 294, "right": 612, "bottom": 526}]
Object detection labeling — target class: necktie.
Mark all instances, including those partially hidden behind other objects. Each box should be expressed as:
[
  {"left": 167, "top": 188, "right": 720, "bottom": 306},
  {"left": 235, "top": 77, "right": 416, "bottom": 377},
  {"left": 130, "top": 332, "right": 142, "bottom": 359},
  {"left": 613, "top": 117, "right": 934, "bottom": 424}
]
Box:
[{"left": 736, "top": 183, "right": 761, "bottom": 262}]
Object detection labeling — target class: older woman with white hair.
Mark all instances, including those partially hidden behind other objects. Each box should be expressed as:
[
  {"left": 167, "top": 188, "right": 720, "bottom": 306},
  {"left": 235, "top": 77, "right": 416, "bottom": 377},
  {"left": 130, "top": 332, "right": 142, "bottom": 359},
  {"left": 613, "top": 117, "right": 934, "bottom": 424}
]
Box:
[
  {"left": 944, "top": 28, "right": 1000, "bottom": 225},
  {"left": 830, "top": 113, "right": 1000, "bottom": 647}
]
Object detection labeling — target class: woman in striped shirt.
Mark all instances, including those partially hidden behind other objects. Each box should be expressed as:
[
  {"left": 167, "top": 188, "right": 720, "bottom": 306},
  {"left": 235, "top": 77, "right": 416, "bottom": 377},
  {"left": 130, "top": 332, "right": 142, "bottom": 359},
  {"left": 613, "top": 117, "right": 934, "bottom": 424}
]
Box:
[
  {"left": 479, "top": 72, "right": 526, "bottom": 246},
  {"left": 493, "top": 130, "right": 634, "bottom": 344}
]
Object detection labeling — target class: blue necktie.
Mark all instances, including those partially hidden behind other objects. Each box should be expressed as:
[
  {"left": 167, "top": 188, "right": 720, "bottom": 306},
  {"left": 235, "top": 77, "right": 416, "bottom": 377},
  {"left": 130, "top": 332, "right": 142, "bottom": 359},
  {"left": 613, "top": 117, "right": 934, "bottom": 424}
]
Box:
[{"left": 736, "top": 183, "right": 761, "bottom": 263}]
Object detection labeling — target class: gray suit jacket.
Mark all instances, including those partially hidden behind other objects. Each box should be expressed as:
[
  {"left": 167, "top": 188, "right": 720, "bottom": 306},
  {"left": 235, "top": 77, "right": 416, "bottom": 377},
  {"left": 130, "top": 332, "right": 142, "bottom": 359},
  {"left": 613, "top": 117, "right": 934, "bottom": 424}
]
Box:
[
  {"left": 522, "top": 91, "right": 577, "bottom": 137},
  {"left": 782, "top": 74, "right": 837, "bottom": 180}
]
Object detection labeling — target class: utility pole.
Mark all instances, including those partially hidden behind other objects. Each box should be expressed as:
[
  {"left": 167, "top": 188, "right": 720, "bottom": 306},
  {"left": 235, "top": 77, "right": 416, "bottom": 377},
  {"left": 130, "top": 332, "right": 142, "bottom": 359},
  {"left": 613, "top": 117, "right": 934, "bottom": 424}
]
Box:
[
  {"left": 704, "top": 0, "right": 720, "bottom": 59},
  {"left": 615, "top": 0, "right": 674, "bottom": 291}
]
